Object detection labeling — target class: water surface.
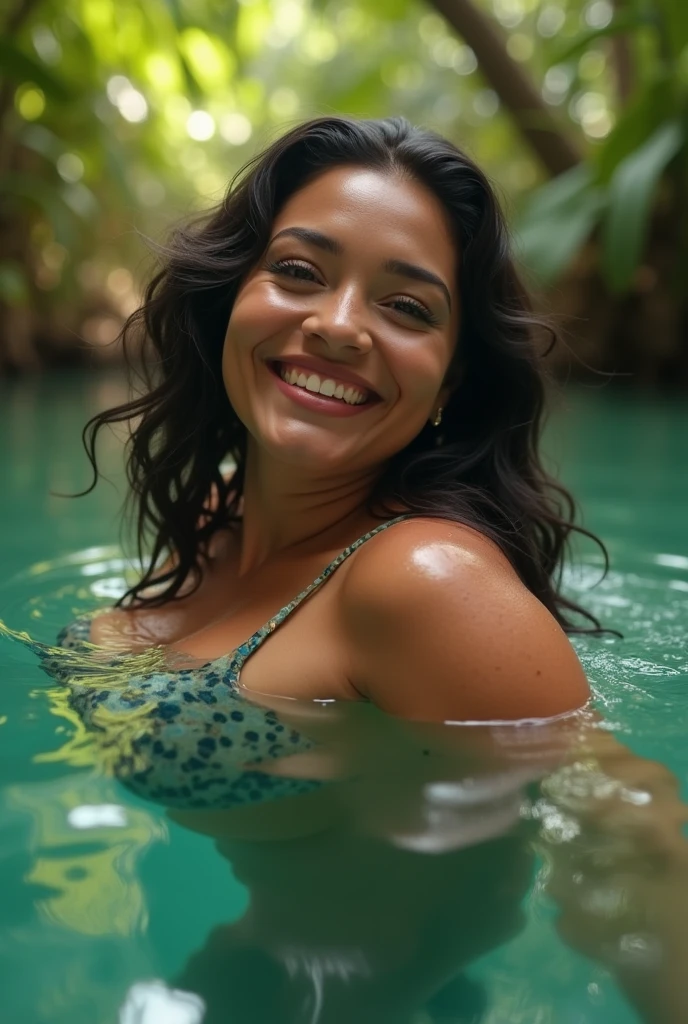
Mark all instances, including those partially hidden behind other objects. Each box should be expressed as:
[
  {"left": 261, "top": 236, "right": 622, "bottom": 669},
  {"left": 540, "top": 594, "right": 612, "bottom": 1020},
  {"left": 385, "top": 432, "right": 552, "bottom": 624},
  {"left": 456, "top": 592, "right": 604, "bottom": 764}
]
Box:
[{"left": 1, "top": 372, "right": 687, "bottom": 1024}]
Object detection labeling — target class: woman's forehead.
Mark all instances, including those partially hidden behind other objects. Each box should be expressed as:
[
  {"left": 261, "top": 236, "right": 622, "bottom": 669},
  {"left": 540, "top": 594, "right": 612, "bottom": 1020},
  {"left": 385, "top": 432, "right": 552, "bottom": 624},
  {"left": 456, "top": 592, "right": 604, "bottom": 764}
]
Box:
[{"left": 271, "top": 166, "right": 458, "bottom": 276}]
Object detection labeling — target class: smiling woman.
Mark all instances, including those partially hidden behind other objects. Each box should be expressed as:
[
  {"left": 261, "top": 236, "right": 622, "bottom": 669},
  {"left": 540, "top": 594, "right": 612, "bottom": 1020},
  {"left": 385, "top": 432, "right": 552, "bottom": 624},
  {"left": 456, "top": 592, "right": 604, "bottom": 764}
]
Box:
[{"left": 6, "top": 115, "right": 610, "bottom": 758}]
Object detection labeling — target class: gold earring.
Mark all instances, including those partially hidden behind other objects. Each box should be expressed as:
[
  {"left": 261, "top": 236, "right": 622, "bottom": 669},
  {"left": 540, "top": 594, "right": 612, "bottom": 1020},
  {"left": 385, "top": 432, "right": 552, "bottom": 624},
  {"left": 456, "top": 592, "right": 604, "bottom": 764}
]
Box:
[{"left": 431, "top": 407, "right": 443, "bottom": 428}]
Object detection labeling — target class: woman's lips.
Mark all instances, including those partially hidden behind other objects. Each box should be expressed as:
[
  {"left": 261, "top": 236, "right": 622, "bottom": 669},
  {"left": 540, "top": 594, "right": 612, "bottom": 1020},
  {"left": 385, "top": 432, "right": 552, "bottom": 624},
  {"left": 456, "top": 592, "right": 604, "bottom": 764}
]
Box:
[{"left": 267, "top": 361, "right": 379, "bottom": 418}]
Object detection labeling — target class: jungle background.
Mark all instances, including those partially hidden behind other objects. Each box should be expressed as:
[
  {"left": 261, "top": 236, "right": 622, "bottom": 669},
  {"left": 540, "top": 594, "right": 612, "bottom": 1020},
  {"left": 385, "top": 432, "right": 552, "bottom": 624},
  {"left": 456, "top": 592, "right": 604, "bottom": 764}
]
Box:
[{"left": 1, "top": 0, "right": 686, "bottom": 385}]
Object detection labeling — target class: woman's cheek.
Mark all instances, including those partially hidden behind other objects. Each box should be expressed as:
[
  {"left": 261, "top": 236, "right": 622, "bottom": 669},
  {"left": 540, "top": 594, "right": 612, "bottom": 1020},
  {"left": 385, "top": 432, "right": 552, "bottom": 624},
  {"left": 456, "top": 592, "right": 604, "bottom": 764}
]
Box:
[{"left": 391, "top": 345, "right": 450, "bottom": 408}]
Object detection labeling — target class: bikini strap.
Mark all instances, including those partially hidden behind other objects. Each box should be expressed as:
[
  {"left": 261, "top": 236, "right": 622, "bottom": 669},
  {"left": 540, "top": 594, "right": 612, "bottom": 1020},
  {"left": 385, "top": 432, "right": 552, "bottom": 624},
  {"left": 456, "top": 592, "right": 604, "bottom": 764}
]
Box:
[{"left": 231, "top": 515, "right": 414, "bottom": 669}]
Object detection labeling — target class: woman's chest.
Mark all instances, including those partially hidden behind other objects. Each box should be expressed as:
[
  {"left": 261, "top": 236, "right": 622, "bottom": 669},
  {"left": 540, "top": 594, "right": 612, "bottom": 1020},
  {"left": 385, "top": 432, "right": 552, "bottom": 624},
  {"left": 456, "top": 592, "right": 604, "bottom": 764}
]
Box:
[{"left": 91, "top": 556, "right": 360, "bottom": 702}]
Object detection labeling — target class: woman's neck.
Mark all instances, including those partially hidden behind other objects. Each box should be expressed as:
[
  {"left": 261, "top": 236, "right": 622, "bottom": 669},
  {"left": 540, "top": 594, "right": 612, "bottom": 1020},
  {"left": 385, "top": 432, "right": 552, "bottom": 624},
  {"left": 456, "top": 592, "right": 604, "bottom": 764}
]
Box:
[{"left": 236, "top": 441, "right": 384, "bottom": 576}]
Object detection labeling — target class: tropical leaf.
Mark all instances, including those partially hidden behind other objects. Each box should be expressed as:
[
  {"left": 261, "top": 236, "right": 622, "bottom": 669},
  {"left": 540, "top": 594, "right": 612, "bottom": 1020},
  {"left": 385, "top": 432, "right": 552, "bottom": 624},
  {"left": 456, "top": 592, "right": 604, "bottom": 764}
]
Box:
[
  {"left": 594, "top": 75, "right": 673, "bottom": 184},
  {"left": 515, "top": 165, "right": 606, "bottom": 283},
  {"left": 601, "top": 120, "right": 684, "bottom": 292},
  {"left": 518, "top": 164, "right": 593, "bottom": 217},
  {"left": 547, "top": 12, "right": 656, "bottom": 67}
]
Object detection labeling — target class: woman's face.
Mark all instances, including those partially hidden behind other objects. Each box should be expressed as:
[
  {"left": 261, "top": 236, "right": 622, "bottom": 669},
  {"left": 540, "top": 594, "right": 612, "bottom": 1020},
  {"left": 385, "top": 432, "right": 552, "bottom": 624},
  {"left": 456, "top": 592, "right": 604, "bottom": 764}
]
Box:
[{"left": 222, "top": 165, "right": 460, "bottom": 473}]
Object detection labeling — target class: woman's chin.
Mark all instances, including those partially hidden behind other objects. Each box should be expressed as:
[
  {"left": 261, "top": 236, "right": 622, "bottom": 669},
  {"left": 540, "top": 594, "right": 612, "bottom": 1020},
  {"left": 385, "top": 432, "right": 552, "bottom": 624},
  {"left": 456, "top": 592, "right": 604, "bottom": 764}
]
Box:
[{"left": 254, "top": 422, "right": 371, "bottom": 471}]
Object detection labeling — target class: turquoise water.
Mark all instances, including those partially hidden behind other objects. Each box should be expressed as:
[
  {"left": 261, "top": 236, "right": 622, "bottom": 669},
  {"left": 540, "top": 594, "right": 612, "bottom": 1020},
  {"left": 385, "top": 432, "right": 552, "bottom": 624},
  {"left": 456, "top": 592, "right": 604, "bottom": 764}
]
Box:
[{"left": 1, "top": 371, "right": 687, "bottom": 1024}]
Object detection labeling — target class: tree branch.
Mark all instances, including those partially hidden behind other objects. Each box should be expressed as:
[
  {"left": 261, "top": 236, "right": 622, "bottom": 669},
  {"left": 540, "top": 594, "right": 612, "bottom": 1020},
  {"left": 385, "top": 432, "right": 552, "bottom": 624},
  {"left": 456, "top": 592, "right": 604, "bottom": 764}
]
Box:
[{"left": 427, "top": 0, "right": 583, "bottom": 177}]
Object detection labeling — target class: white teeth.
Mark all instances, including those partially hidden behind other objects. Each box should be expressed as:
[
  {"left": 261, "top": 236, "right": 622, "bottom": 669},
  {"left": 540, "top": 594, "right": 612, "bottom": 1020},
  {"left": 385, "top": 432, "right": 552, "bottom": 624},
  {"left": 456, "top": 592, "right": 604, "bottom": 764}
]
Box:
[{"left": 278, "top": 364, "right": 369, "bottom": 405}]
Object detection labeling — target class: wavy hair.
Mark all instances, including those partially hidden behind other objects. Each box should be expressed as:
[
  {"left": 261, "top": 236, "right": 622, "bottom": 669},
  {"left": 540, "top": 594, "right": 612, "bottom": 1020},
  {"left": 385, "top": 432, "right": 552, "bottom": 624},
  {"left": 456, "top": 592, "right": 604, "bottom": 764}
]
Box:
[{"left": 81, "top": 115, "right": 613, "bottom": 636}]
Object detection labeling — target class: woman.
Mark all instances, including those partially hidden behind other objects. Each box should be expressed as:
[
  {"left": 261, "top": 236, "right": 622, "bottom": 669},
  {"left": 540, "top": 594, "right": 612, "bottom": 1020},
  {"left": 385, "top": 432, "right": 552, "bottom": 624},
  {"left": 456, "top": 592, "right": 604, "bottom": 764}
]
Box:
[
  {"left": 72, "top": 114, "right": 599, "bottom": 702},
  {"left": 5, "top": 116, "right": 688, "bottom": 1024},
  {"left": 4, "top": 114, "right": 604, "bottom": 806}
]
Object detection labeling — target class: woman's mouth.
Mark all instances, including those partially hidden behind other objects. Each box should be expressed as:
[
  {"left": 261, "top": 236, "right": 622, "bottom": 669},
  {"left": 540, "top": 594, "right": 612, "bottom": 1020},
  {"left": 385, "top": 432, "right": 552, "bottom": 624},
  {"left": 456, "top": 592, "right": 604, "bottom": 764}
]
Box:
[{"left": 267, "top": 360, "right": 380, "bottom": 417}]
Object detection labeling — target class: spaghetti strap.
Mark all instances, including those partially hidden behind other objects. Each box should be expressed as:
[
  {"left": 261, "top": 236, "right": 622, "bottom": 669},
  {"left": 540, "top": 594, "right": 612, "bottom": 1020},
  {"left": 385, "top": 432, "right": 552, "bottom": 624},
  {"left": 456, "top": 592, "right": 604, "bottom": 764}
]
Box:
[{"left": 230, "top": 514, "right": 414, "bottom": 671}]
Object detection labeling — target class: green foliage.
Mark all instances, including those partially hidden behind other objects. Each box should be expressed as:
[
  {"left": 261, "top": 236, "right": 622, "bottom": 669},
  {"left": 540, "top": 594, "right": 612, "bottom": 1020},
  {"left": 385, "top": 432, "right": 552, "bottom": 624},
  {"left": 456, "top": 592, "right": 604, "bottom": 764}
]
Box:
[
  {"left": 516, "top": 0, "right": 688, "bottom": 290},
  {"left": 0, "top": 0, "right": 536, "bottom": 327},
  {"left": 1, "top": 0, "right": 687, "bottom": 343},
  {"left": 547, "top": 12, "right": 656, "bottom": 68},
  {"left": 602, "top": 120, "right": 683, "bottom": 291},
  {"left": 515, "top": 166, "right": 606, "bottom": 281}
]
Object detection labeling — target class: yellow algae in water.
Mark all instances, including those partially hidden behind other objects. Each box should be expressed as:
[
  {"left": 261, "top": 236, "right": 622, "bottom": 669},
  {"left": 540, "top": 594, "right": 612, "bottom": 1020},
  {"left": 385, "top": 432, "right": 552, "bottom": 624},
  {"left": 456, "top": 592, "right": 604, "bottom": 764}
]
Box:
[
  {"left": 34, "top": 684, "right": 159, "bottom": 774},
  {"left": 0, "top": 616, "right": 170, "bottom": 690},
  {"left": 0, "top": 615, "right": 173, "bottom": 772},
  {"left": 5, "top": 775, "right": 167, "bottom": 937}
]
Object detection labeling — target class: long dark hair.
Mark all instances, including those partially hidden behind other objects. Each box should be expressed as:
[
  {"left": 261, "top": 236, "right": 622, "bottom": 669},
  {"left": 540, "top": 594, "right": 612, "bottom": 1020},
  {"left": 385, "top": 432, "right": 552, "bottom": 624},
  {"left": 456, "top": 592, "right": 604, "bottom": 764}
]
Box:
[{"left": 81, "top": 115, "right": 612, "bottom": 636}]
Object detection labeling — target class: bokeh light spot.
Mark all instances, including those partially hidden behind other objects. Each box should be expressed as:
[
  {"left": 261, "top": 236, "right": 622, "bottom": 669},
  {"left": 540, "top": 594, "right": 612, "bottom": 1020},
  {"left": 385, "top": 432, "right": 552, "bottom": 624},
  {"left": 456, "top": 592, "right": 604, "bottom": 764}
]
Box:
[
  {"left": 16, "top": 85, "right": 46, "bottom": 120},
  {"left": 506, "top": 33, "right": 534, "bottom": 61},
  {"left": 186, "top": 110, "right": 216, "bottom": 141},
  {"left": 56, "top": 153, "right": 84, "bottom": 183},
  {"left": 219, "top": 112, "right": 253, "bottom": 145}
]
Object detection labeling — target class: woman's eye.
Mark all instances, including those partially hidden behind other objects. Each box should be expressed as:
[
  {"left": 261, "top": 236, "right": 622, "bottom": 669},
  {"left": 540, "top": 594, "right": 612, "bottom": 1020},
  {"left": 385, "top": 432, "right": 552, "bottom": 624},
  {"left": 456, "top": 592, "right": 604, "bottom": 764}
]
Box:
[
  {"left": 266, "top": 259, "right": 318, "bottom": 282},
  {"left": 389, "top": 297, "right": 439, "bottom": 326}
]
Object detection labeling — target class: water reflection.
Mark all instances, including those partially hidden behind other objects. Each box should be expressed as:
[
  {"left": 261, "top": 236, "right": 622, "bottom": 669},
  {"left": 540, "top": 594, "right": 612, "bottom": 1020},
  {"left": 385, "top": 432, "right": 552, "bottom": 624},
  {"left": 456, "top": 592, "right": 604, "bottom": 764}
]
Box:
[
  {"left": 147, "top": 705, "right": 687, "bottom": 1024},
  {"left": 4, "top": 775, "right": 165, "bottom": 937},
  {"left": 4, "top": 594, "right": 687, "bottom": 1020},
  {"left": 119, "top": 980, "right": 206, "bottom": 1024},
  {"left": 2, "top": 377, "right": 688, "bottom": 1021}
]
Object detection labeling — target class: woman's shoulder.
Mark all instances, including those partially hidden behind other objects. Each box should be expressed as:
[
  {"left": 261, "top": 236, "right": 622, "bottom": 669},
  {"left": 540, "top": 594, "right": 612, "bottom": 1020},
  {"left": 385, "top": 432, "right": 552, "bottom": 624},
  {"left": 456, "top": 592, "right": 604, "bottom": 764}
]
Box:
[
  {"left": 341, "top": 515, "right": 525, "bottom": 637},
  {"left": 350, "top": 516, "right": 519, "bottom": 589},
  {"left": 340, "top": 516, "right": 590, "bottom": 721}
]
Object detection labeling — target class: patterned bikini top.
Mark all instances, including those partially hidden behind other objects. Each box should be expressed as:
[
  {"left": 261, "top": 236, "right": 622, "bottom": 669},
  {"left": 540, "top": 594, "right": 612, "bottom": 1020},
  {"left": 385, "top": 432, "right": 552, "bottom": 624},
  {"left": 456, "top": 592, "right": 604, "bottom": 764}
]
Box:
[{"left": 1, "top": 515, "right": 412, "bottom": 810}]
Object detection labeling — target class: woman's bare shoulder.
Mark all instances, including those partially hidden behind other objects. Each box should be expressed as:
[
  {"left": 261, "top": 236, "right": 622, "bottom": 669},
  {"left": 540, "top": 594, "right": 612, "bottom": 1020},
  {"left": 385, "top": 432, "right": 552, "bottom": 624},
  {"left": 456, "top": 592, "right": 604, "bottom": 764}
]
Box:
[
  {"left": 350, "top": 517, "right": 520, "bottom": 586},
  {"left": 341, "top": 517, "right": 590, "bottom": 721}
]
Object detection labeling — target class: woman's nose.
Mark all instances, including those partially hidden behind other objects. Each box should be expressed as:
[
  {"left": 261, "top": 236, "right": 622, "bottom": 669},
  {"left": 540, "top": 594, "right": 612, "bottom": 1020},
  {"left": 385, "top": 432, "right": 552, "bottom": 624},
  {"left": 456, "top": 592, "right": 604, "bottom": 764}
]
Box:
[{"left": 301, "top": 287, "right": 372, "bottom": 353}]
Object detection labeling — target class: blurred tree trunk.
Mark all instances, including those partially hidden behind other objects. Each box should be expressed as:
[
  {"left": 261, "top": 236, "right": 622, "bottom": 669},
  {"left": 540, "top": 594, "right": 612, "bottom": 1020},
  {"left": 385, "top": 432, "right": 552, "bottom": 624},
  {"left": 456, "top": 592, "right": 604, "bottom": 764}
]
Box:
[{"left": 427, "top": 0, "right": 582, "bottom": 176}]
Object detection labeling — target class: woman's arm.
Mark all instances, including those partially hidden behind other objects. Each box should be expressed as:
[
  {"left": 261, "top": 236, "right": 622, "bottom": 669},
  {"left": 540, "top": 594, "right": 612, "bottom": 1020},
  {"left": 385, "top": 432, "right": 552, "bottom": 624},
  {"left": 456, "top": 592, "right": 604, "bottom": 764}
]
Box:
[{"left": 540, "top": 732, "right": 688, "bottom": 1024}]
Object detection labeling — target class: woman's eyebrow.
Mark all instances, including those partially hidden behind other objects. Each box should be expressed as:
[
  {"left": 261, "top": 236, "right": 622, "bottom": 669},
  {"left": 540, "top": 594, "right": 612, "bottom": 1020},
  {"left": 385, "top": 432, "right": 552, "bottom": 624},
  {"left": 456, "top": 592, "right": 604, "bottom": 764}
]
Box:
[
  {"left": 383, "top": 258, "right": 452, "bottom": 311},
  {"left": 270, "top": 226, "right": 342, "bottom": 255},
  {"left": 269, "top": 226, "right": 451, "bottom": 310}
]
